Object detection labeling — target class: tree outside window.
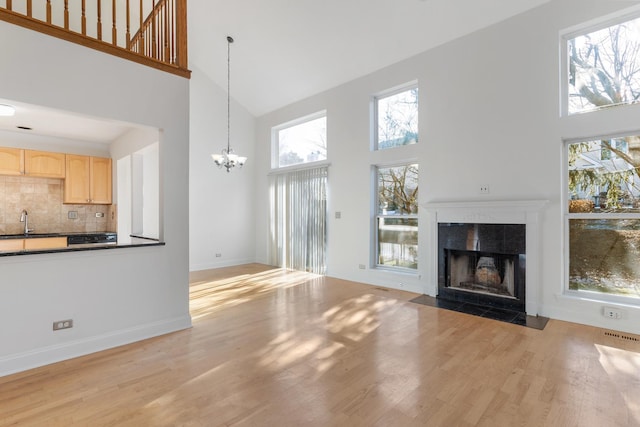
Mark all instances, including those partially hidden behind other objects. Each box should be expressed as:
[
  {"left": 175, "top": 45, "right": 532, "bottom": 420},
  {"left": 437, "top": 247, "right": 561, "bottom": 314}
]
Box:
[
  {"left": 376, "top": 164, "right": 418, "bottom": 269},
  {"left": 567, "top": 136, "right": 640, "bottom": 299},
  {"left": 376, "top": 88, "right": 418, "bottom": 150},
  {"left": 565, "top": 15, "right": 640, "bottom": 300},
  {"left": 568, "top": 15, "right": 640, "bottom": 114}
]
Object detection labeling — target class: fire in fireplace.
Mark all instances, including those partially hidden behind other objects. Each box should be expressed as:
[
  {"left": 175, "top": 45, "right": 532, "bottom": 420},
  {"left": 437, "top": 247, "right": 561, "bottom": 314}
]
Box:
[{"left": 438, "top": 223, "right": 526, "bottom": 312}]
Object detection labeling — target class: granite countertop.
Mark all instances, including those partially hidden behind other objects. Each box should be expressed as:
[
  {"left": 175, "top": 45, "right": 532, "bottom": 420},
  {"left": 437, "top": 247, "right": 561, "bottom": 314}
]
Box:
[
  {"left": 0, "top": 231, "right": 117, "bottom": 240},
  {"left": 0, "top": 232, "right": 164, "bottom": 256}
]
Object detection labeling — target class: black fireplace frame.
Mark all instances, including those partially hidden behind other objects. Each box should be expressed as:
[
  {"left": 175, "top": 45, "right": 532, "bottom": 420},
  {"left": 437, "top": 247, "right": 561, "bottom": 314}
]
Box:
[{"left": 438, "top": 223, "right": 526, "bottom": 312}]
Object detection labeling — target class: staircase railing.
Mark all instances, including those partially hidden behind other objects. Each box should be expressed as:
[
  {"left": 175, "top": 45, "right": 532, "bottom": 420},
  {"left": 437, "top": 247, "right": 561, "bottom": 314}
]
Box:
[{"left": 0, "top": 0, "right": 189, "bottom": 78}]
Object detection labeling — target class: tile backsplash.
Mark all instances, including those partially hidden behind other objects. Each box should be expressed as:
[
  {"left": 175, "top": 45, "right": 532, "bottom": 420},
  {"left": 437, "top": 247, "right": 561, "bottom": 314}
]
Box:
[{"left": 0, "top": 176, "right": 116, "bottom": 235}]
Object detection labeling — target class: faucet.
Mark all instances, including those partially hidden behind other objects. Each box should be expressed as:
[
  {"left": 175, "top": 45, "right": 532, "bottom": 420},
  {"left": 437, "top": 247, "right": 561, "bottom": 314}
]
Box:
[{"left": 20, "top": 209, "right": 34, "bottom": 235}]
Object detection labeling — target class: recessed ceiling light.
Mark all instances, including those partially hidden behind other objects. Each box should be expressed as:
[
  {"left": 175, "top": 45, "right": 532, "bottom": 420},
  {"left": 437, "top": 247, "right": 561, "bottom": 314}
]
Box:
[{"left": 0, "top": 104, "right": 16, "bottom": 117}]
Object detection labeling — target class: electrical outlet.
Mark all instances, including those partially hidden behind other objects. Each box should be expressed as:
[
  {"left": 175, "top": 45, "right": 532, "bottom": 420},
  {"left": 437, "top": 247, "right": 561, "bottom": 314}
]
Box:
[
  {"left": 53, "top": 319, "right": 73, "bottom": 331},
  {"left": 603, "top": 306, "right": 622, "bottom": 319},
  {"left": 358, "top": 264, "right": 366, "bottom": 269},
  {"left": 215, "top": 253, "right": 222, "bottom": 258},
  {"left": 95, "top": 212, "right": 105, "bottom": 218},
  {"left": 68, "top": 211, "right": 78, "bottom": 219},
  {"left": 479, "top": 185, "right": 490, "bottom": 194},
  {"left": 335, "top": 211, "right": 341, "bottom": 219}
]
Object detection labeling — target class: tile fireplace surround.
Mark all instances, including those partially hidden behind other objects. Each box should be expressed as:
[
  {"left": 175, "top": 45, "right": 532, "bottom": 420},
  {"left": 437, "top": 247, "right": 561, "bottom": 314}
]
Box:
[{"left": 424, "top": 200, "right": 548, "bottom": 316}]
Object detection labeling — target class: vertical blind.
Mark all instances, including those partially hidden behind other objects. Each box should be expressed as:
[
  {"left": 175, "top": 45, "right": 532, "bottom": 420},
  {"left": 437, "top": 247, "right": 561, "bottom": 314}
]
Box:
[{"left": 269, "top": 166, "right": 327, "bottom": 275}]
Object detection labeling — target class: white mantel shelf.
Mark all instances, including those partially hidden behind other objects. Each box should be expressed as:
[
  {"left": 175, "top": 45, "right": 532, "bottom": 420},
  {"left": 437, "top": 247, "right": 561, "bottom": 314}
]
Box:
[
  {"left": 423, "top": 199, "right": 549, "bottom": 316},
  {"left": 424, "top": 200, "right": 548, "bottom": 223}
]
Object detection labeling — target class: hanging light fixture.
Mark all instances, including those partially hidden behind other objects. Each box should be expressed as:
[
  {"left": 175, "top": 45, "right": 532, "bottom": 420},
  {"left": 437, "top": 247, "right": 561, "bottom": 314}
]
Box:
[{"left": 212, "top": 36, "right": 247, "bottom": 172}]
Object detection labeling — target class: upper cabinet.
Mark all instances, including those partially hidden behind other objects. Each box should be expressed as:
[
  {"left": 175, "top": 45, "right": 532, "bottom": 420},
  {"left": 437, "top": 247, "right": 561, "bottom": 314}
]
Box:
[
  {"left": 0, "top": 147, "right": 24, "bottom": 176},
  {"left": 0, "top": 148, "right": 66, "bottom": 178},
  {"left": 0, "top": 146, "right": 113, "bottom": 205},
  {"left": 24, "top": 150, "right": 66, "bottom": 178},
  {"left": 64, "top": 155, "right": 112, "bottom": 204}
]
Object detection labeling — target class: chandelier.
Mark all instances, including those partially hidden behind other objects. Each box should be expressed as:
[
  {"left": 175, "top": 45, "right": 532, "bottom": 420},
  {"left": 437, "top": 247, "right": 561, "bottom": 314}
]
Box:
[{"left": 212, "top": 36, "right": 247, "bottom": 172}]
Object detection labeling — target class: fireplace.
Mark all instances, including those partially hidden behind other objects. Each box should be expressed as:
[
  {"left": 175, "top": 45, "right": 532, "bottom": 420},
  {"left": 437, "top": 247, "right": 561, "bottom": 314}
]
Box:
[
  {"left": 425, "top": 200, "right": 547, "bottom": 316},
  {"left": 438, "top": 223, "right": 526, "bottom": 312}
]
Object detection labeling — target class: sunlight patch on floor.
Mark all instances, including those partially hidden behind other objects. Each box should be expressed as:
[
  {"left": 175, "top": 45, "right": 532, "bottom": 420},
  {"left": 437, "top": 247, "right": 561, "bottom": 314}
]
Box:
[{"left": 596, "top": 343, "right": 640, "bottom": 423}]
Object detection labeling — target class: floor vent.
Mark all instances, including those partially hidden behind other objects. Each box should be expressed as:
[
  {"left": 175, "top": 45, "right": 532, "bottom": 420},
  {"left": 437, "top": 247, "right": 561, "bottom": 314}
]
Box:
[{"left": 604, "top": 331, "right": 640, "bottom": 342}]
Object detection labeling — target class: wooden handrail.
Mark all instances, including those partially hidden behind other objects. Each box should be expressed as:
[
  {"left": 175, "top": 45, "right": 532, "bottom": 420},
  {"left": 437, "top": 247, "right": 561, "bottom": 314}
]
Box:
[{"left": 0, "top": 0, "right": 190, "bottom": 78}]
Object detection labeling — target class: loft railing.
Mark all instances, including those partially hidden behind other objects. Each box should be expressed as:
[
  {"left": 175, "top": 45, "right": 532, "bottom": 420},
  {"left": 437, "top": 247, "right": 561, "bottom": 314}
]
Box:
[{"left": 0, "top": 0, "right": 190, "bottom": 78}]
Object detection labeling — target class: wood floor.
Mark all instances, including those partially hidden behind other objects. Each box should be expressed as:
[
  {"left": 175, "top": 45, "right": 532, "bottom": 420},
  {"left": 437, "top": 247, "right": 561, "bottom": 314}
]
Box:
[{"left": 2, "top": 264, "right": 640, "bottom": 426}]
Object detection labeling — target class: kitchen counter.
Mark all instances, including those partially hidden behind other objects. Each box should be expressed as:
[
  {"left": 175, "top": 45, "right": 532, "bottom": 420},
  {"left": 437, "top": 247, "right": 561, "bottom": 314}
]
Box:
[{"left": 0, "top": 232, "right": 164, "bottom": 256}]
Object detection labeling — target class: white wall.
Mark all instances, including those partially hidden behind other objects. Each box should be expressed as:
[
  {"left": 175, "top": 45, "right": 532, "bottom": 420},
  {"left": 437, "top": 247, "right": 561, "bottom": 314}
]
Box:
[
  {"left": 255, "top": 0, "right": 640, "bottom": 336},
  {"left": 0, "top": 21, "right": 191, "bottom": 375},
  {"left": 141, "top": 143, "right": 160, "bottom": 239},
  {"left": 189, "top": 66, "right": 256, "bottom": 271}
]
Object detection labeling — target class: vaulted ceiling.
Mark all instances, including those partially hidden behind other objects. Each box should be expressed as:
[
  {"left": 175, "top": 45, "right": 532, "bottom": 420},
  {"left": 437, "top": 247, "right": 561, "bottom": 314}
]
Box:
[
  {"left": 189, "top": 0, "right": 551, "bottom": 117},
  {"left": 1, "top": 0, "right": 551, "bottom": 141}
]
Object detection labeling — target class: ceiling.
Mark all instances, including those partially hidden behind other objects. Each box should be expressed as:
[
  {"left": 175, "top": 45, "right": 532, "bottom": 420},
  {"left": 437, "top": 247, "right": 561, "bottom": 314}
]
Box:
[
  {"left": 1, "top": 0, "right": 550, "bottom": 143},
  {"left": 0, "top": 98, "right": 134, "bottom": 145},
  {"left": 189, "top": 0, "right": 551, "bottom": 117}
]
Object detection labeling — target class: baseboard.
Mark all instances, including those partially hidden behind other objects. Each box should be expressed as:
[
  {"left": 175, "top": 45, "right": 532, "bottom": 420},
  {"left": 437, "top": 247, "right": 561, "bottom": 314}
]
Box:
[
  {"left": 0, "top": 314, "right": 192, "bottom": 377},
  {"left": 189, "top": 257, "right": 256, "bottom": 272}
]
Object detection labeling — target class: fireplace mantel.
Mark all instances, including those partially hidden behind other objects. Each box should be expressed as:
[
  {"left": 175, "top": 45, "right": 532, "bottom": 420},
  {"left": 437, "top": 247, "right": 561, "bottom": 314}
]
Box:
[{"left": 424, "top": 200, "right": 548, "bottom": 315}]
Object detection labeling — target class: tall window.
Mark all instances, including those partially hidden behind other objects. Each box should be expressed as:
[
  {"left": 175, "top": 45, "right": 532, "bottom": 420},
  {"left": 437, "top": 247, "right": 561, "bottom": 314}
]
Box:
[
  {"left": 375, "top": 87, "right": 418, "bottom": 150},
  {"left": 566, "top": 136, "right": 640, "bottom": 300},
  {"left": 274, "top": 113, "right": 327, "bottom": 168},
  {"left": 270, "top": 113, "right": 328, "bottom": 274},
  {"left": 566, "top": 14, "right": 640, "bottom": 115},
  {"left": 376, "top": 164, "right": 419, "bottom": 270},
  {"left": 563, "top": 12, "right": 640, "bottom": 301}
]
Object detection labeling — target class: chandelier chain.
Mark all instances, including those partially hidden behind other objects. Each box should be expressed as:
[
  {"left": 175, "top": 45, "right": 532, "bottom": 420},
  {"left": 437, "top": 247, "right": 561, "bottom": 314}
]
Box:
[{"left": 227, "top": 36, "right": 232, "bottom": 154}]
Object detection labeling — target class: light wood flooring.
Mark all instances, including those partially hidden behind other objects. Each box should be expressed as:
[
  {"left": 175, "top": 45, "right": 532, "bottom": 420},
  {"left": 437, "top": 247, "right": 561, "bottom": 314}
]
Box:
[{"left": 1, "top": 263, "right": 640, "bottom": 426}]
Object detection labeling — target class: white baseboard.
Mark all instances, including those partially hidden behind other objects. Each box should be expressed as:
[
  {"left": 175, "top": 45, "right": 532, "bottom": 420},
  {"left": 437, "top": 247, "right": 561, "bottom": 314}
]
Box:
[
  {"left": 0, "top": 314, "right": 192, "bottom": 377},
  {"left": 189, "top": 257, "right": 256, "bottom": 272}
]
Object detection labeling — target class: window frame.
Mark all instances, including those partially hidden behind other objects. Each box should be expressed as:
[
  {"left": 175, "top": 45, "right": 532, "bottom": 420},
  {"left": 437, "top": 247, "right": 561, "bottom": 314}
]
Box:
[
  {"left": 560, "top": 7, "right": 640, "bottom": 116},
  {"left": 563, "top": 134, "right": 640, "bottom": 305},
  {"left": 271, "top": 110, "right": 328, "bottom": 171},
  {"left": 373, "top": 162, "right": 419, "bottom": 272},
  {"left": 372, "top": 82, "right": 419, "bottom": 151}
]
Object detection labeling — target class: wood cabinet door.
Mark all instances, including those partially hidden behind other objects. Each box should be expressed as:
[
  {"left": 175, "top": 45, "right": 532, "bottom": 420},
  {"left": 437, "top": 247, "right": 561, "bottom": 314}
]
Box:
[
  {"left": 23, "top": 237, "right": 68, "bottom": 250},
  {"left": 0, "top": 147, "right": 24, "bottom": 176},
  {"left": 90, "top": 156, "right": 112, "bottom": 204},
  {"left": 0, "top": 239, "right": 24, "bottom": 251},
  {"left": 64, "top": 154, "right": 91, "bottom": 203},
  {"left": 24, "top": 150, "right": 66, "bottom": 178}
]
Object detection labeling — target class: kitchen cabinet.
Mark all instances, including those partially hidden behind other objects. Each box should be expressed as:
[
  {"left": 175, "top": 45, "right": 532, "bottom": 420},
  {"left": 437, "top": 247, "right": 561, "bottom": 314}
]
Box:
[
  {"left": 0, "top": 147, "right": 24, "bottom": 176},
  {"left": 24, "top": 150, "right": 66, "bottom": 178},
  {"left": 0, "top": 239, "right": 24, "bottom": 251},
  {"left": 23, "top": 237, "right": 68, "bottom": 250},
  {"left": 0, "top": 148, "right": 65, "bottom": 178},
  {"left": 0, "top": 237, "right": 67, "bottom": 251},
  {"left": 64, "top": 154, "right": 112, "bottom": 204}
]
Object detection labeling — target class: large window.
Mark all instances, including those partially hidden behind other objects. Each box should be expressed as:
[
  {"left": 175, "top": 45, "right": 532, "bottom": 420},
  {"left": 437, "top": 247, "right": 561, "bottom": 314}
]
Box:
[
  {"left": 274, "top": 113, "right": 327, "bottom": 168},
  {"left": 566, "top": 14, "right": 640, "bottom": 115},
  {"left": 374, "top": 86, "right": 418, "bottom": 150},
  {"left": 566, "top": 136, "right": 640, "bottom": 300},
  {"left": 376, "top": 164, "right": 419, "bottom": 270}
]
